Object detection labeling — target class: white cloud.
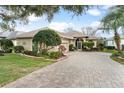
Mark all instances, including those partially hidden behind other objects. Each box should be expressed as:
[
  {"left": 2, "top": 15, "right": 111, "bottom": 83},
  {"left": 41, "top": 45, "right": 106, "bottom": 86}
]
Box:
[
  {"left": 48, "top": 22, "right": 74, "bottom": 31},
  {"left": 28, "top": 14, "right": 43, "bottom": 22},
  {"left": 87, "top": 9, "right": 101, "bottom": 16},
  {"left": 89, "top": 21, "right": 101, "bottom": 27}
]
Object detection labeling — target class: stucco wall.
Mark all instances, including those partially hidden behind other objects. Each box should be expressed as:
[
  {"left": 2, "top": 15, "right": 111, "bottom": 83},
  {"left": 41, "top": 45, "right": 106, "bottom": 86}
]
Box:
[
  {"left": 12, "top": 40, "right": 17, "bottom": 46},
  {"left": 16, "top": 37, "right": 74, "bottom": 52},
  {"left": 49, "top": 38, "right": 74, "bottom": 52},
  {"left": 106, "top": 39, "right": 124, "bottom": 50},
  {"left": 16, "top": 38, "right": 33, "bottom": 51},
  {"left": 93, "top": 40, "right": 97, "bottom": 48}
]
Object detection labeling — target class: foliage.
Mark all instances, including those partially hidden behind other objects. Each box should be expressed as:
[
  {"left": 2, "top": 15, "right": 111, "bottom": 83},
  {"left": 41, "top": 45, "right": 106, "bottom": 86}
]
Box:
[
  {"left": 111, "top": 56, "right": 124, "bottom": 65},
  {"left": 32, "top": 42, "right": 38, "bottom": 55},
  {"left": 82, "top": 41, "right": 94, "bottom": 49},
  {"left": 97, "top": 43, "right": 104, "bottom": 51},
  {"left": 33, "top": 29, "right": 61, "bottom": 54},
  {"left": 102, "top": 48, "right": 118, "bottom": 53},
  {"left": 0, "top": 5, "right": 91, "bottom": 31},
  {"left": 0, "top": 38, "right": 13, "bottom": 53},
  {"left": 111, "top": 51, "right": 124, "bottom": 58},
  {"left": 58, "top": 45, "right": 66, "bottom": 53},
  {"left": 0, "top": 53, "right": 4, "bottom": 56},
  {"left": 49, "top": 51, "right": 63, "bottom": 59},
  {"left": 104, "top": 46, "right": 115, "bottom": 50},
  {"left": 122, "top": 45, "right": 124, "bottom": 51},
  {"left": 41, "top": 49, "right": 49, "bottom": 55},
  {"left": 0, "top": 53, "right": 52, "bottom": 86},
  {"left": 69, "top": 44, "right": 75, "bottom": 51},
  {"left": 101, "top": 6, "right": 124, "bottom": 51},
  {"left": 23, "top": 50, "right": 37, "bottom": 56},
  {"left": 14, "top": 46, "right": 24, "bottom": 53}
]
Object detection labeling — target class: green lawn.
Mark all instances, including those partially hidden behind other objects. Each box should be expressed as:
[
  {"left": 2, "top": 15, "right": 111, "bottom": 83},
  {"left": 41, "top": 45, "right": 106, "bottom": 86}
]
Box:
[
  {"left": 102, "top": 48, "right": 118, "bottom": 53},
  {"left": 111, "top": 56, "right": 124, "bottom": 65},
  {"left": 0, "top": 53, "right": 53, "bottom": 87}
]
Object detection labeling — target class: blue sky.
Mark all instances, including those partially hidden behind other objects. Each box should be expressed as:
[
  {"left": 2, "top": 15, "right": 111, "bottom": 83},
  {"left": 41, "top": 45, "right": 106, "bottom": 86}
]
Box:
[{"left": 15, "top": 5, "right": 115, "bottom": 38}]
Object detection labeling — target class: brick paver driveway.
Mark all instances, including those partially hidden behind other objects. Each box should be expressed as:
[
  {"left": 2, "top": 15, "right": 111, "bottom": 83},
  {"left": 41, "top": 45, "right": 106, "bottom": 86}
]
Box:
[{"left": 4, "top": 52, "right": 124, "bottom": 88}]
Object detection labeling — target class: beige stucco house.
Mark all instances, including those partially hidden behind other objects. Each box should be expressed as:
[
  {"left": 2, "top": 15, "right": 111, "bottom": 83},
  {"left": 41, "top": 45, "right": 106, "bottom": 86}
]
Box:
[{"left": 0, "top": 28, "right": 98, "bottom": 52}]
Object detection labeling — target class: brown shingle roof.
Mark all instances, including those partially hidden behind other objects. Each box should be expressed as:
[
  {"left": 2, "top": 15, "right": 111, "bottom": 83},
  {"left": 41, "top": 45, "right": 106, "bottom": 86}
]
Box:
[
  {"left": 16, "top": 27, "right": 74, "bottom": 39},
  {"left": 16, "top": 27, "right": 48, "bottom": 39},
  {"left": 61, "top": 31, "right": 88, "bottom": 38},
  {"left": 16, "top": 28, "right": 98, "bottom": 40}
]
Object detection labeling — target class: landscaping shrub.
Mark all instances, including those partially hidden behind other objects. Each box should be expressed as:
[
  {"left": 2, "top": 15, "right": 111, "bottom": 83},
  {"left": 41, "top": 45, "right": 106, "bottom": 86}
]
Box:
[
  {"left": 98, "top": 43, "right": 104, "bottom": 51},
  {"left": 104, "top": 46, "right": 115, "bottom": 50},
  {"left": 122, "top": 45, "right": 124, "bottom": 51},
  {"left": 41, "top": 49, "right": 48, "bottom": 55},
  {"left": 0, "top": 53, "right": 4, "bottom": 56},
  {"left": 0, "top": 39, "right": 13, "bottom": 53},
  {"left": 111, "top": 51, "right": 124, "bottom": 58},
  {"left": 58, "top": 45, "right": 66, "bottom": 53},
  {"left": 82, "top": 41, "right": 94, "bottom": 50},
  {"left": 0, "top": 50, "right": 4, "bottom": 53},
  {"left": 14, "top": 46, "right": 24, "bottom": 53},
  {"left": 49, "top": 51, "right": 62, "bottom": 59},
  {"left": 24, "top": 50, "right": 37, "bottom": 56},
  {"left": 69, "top": 44, "right": 74, "bottom": 51}
]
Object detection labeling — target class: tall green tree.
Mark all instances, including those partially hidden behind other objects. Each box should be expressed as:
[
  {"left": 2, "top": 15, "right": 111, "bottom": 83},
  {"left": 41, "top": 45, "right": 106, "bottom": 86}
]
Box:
[
  {"left": 0, "top": 5, "right": 91, "bottom": 31},
  {"left": 33, "top": 29, "right": 61, "bottom": 53},
  {"left": 101, "top": 6, "right": 124, "bottom": 51}
]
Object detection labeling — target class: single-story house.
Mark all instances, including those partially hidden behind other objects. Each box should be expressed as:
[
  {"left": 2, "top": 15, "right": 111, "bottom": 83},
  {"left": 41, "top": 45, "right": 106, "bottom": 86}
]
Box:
[
  {"left": 105, "top": 34, "right": 124, "bottom": 50},
  {"left": 0, "top": 27, "right": 98, "bottom": 52}
]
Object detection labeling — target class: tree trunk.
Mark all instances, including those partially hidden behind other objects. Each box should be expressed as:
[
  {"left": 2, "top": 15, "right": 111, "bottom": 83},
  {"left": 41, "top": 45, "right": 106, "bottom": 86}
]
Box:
[{"left": 114, "top": 31, "right": 121, "bottom": 51}]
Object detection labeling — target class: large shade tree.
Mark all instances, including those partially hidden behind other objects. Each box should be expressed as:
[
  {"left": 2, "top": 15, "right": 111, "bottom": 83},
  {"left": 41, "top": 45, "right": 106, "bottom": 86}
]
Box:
[
  {"left": 33, "top": 29, "right": 61, "bottom": 53},
  {"left": 0, "top": 38, "right": 13, "bottom": 52},
  {"left": 0, "top": 5, "right": 91, "bottom": 31},
  {"left": 101, "top": 5, "right": 124, "bottom": 51}
]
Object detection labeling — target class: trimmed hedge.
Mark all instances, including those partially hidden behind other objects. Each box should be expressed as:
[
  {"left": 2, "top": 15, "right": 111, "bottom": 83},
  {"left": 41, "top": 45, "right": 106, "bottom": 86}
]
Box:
[
  {"left": 14, "top": 46, "right": 24, "bottom": 53},
  {"left": 104, "top": 46, "right": 115, "bottom": 50},
  {"left": 69, "top": 44, "right": 75, "bottom": 51}
]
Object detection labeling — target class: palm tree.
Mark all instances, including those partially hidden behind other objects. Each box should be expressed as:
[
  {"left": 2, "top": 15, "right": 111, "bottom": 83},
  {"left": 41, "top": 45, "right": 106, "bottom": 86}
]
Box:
[{"left": 101, "top": 6, "right": 124, "bottom": 51}]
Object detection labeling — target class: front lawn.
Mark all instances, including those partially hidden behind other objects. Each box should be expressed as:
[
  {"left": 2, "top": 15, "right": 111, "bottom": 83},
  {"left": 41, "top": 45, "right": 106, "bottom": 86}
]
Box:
[
  {"left": 102, "top": 48, "right": 118, "bottom": 53},
  {"left": 111, "top": 56, "right": 124, "bottom": 65},
  {"left": 0, "top": 53, "right": 53, "bottom": 87}
]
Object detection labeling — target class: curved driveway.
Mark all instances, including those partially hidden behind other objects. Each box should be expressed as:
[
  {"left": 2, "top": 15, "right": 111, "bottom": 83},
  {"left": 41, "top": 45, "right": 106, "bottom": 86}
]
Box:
[{"left": 4, "top": 52, "right": 124, "bottom": 88}]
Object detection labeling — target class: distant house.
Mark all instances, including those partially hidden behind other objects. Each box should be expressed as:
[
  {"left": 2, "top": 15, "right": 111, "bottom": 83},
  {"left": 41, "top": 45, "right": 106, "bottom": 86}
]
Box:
[
  {"left": 105, "top": 35, "right": 124, "bottom": 50},
  {"left": 0, "top": 28, "right": 98, "bottom": 52}
]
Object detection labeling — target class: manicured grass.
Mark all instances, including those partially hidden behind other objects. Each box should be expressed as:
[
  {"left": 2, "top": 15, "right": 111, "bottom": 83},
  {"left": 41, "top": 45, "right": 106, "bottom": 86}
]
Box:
[
  {"left": 111, "top": 56, "right": 124, "bottom": 65},
  {"left": 102, "top": 48, "right": 118, "bottom": 53},
  {"left": 0, "top": 53, "right": 53, "bottom": 87}
]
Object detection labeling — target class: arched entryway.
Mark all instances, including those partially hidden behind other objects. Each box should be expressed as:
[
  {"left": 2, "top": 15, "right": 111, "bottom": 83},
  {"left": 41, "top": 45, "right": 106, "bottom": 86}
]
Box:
[{"left": 75, "top": 38, "right": 83, "bottom": 50}]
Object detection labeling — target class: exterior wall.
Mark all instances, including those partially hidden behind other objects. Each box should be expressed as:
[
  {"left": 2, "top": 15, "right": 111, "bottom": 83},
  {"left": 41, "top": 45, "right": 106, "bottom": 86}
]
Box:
[
  {"left": 12, "top": 40, "right": 17, "bottom": 46},
  {"left": 106, "top": 39, "right": 124, "bottom": 50},
  {"left": 16, "top": 38, "right": 33, "bottom": 51},
  {"left": 120, "top": 39, "right": 124, "bottom": 50},
  {"left": 49, "top": 38, "right": 74, "bottom": 52},
  {"left": 106, "top": 40, "right": 116, "bottom": 46},
  {"left": 93, "top": 40, "right": 97, "bottom": 48}
]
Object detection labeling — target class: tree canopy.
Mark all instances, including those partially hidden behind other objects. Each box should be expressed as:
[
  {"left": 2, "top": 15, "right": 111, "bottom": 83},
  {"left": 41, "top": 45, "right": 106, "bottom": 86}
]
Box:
[
  {"left": 101, "top": 5, "right": 124, "bottom": 50},
  {"left": 0, "top": 38, "right": 13, "bottom": 51},
  {"left": 33, "top": 29, "right": 61, "bottom": 48},
  {"left": 0, "top": 5, "right": 91, "bottom": 31}
]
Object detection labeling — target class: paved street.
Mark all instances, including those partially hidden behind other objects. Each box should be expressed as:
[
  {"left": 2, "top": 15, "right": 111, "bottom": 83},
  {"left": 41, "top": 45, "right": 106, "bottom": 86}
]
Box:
[{"left": 4, "top": 52, "right": 124, "bottom": 88}]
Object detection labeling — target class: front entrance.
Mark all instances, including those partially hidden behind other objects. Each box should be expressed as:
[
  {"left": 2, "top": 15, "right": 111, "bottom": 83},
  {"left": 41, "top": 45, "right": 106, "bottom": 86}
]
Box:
[
  {"left": 77, "top": 41, "right": 82, "bottom": 49},
  {"left": 75, "top": 38, "right": 83, "bottom": 50}
]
